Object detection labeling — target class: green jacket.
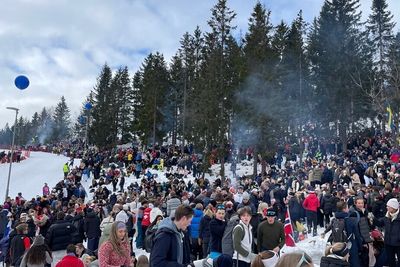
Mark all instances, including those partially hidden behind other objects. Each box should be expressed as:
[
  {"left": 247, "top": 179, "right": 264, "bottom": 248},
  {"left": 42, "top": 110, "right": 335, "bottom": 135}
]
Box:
[{"left": 257, "top": 220, "right": 285, "bottom": 252}]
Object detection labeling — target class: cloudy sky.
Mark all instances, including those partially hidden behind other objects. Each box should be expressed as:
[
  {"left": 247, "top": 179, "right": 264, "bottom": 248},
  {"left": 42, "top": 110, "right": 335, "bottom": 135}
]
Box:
[{"left": 1, "top": 0, "right": 399, "bottom": 127}]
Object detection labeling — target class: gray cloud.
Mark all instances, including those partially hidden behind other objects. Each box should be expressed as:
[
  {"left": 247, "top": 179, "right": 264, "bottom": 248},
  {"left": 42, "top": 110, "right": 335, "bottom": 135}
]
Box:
[{"left": 0, "top": 0, "right": 398, "bottom": 128}]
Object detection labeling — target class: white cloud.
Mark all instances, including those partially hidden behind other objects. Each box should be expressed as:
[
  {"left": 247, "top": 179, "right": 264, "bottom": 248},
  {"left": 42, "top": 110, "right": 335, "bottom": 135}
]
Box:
[{"left": 0, "top": 0, "right": 399, "bottom": 129}]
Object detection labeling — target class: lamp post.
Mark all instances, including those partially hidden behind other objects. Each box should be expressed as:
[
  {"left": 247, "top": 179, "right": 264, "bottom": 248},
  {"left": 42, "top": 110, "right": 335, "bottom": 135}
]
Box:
[{"left": 5, "top": 107, "right": 19, "bottom": 202}]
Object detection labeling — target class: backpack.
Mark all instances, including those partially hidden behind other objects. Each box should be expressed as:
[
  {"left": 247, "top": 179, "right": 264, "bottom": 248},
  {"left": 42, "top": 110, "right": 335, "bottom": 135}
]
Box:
[
  {"left": 330, "top": 218, "right": 347, "bottom": 243},
  {"left": 221, "top": 215, "right": 243, "bottom": 257},
  {"left": 144, "top": 226, "right": 158, "bottom": 253}
]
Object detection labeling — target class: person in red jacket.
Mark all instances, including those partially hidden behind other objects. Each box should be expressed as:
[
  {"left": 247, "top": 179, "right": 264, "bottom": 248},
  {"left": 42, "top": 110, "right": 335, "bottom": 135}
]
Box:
[
  {"left": 303, "top": 187, "right": 320, "bottom": 236},
  {"left": 55, "top": 244, "right": 84, "bottom": 267},
  {"left": 142, "top": 203, "right": 152, "bottom": 239}
]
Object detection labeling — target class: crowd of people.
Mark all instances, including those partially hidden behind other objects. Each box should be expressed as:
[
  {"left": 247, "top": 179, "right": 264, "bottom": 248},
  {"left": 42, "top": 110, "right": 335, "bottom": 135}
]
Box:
[{"left": 1, "top": 133, "right": 400, "bottom": 267}]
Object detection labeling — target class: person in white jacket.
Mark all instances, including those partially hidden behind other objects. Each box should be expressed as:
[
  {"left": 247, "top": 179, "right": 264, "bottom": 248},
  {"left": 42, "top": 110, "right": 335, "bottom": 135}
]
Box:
[{"left": 233, "top": 206, "right": 257, "bottom": 267}]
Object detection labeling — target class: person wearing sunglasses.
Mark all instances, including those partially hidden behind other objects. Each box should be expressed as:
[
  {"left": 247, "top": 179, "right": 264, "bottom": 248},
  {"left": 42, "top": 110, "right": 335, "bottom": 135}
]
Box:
[
  {"left": 275, "top": 251, "right": 313, "bottom": 267},
  {"left": 320, "top": 242, "right": 350, "bottom": 267}
]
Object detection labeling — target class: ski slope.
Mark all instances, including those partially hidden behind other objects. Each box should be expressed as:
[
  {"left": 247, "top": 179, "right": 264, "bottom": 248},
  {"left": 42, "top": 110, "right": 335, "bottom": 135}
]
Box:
[{"left": 0, "top": 151, "right": 72, "bottom": 200}]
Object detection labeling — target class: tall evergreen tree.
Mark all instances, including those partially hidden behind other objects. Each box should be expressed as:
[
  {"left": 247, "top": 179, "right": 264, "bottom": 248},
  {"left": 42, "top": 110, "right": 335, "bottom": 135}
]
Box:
[
  {"left": 134, "top": 53, "right": 169, "bottom": 146},
  {"left": 90, "top": 64, "right": 113, "bottom": 147},
  {"left": 51, "top": 96, "right": 71, "bottom": 142}
]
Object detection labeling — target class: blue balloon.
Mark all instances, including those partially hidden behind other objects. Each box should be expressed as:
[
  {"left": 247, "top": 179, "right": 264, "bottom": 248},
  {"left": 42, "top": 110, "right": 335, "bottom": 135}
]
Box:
[
  {"left": 14, "top": 75, "right": 30, "bottom": 90},
  {"left": 85, "top": 102, "right": 93, "bottom": 110},
  {"left": 79, "top": 116, "right": 86, "bottom": 125}
]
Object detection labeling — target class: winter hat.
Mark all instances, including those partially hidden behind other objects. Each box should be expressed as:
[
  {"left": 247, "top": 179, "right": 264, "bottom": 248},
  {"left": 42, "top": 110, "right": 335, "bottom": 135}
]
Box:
[
  {"left": 20, "top": 213, "right": 27, "bottom": 219},
  {"left": 265, "top": 208, "right": 276, "bottom": 217},
  {"left": 242, "top": 192, "right": 250, "bottom": 200},
  {"left": 371, "top": 229, "right": 383, "bottom": 240},
  {"left": 387, "top": 198, "right": 399, "bottom": 210},
  {"left": 33, "top": 235, "right": 45, "bottom": 246},
  {"left": 307, "top": 186, "right": 315, "bottom": 194}
]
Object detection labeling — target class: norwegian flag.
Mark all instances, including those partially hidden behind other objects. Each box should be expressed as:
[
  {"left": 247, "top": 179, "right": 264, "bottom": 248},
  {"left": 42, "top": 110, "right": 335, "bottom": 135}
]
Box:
[{"left": 284, "top": 210, "right": 296, "bottom": 247}]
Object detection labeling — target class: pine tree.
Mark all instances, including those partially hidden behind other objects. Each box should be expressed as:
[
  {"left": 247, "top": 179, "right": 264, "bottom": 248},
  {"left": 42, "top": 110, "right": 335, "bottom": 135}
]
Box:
[
  {"left": 51, "top": 96, "right": 71, "bottom": 142},
  {"left": 90, "top": 64, "right": 113, "bottom": 147},
  {"left": 134, "top": 53, "right": 169, "bottom": 146},
  {"left": 309, "top": 0, "right": 367, "bottom": 150}
]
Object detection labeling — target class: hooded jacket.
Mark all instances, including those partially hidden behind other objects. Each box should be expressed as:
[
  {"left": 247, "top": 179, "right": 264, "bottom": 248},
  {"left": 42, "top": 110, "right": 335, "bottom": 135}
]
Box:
[{"left": 150, "top": 217, "right": 185, "bottom": 267}]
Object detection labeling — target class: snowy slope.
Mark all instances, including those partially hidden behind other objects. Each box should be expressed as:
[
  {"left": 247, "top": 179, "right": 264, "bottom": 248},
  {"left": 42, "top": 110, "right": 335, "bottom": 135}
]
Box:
[{"left": 0, "top": 152, "right": 71, "bottom": 199}]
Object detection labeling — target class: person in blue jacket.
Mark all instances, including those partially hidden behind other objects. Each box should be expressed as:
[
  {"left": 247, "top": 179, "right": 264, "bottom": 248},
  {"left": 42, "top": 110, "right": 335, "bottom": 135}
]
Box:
[{"left": 189, "top": 204, "right": 204, "bottom": 260}]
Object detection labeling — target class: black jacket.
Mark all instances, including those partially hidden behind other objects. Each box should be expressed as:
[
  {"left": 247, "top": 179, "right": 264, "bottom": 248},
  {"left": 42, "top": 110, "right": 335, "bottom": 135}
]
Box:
[
  {"left": 374, "top": 214, "right": 400, "bottom": 246},
  {"left": 9, "top": 233, "right": 29, "bottom": 265},
  {"left": 45, "top": 219, "right": 78, "bottom": 251},
  {"left": 320, "top": 256, "right": 350, "bottom": 267},
  {"left": 84, "top": 212, "right": 101, "bottom": 239},
  {"left": 72, "top": 214, "right": 85, "bottom": 243},
  {"left": 199, "top": 215, "right": 212, "bottom": 242},
  {"left": 209, "top": 218, "right": 226, "bottom": 253},
  {"left": 321, "top": 194, "right": 335, "bottom": 214}
]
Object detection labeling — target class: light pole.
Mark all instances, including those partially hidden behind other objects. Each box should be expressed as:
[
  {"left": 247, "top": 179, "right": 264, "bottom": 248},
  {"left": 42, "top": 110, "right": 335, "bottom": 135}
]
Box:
[{"left": 5, "top": 107, "right": 19, "bottom": 202}]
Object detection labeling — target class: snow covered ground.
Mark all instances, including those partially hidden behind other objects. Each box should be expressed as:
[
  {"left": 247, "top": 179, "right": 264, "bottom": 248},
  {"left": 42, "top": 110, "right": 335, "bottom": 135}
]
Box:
[
  {"left": 0, "top": 151, "right": 74, "bottom": 200},
  {"left": 0, "top": 152, "right": 327, "bottom": 265}
]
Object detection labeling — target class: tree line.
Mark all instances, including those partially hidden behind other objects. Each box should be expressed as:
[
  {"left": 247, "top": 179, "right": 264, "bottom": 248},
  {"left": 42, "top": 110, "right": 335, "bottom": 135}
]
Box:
[{"left": 1, "top": 0, "right": 400, "bottom": 175}]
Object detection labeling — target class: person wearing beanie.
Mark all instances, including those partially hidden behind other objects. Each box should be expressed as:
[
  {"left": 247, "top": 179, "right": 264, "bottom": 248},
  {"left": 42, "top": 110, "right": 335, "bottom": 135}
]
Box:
[
  {"left": 237, "top": 192, "right": 256, "bottom": 215},
  {"left": 55, "top": 244, "right": 84, "bottom": 267},
  {"left": 303, "top": 189, "right": 320, "bottom": 236},
  {"left": 373, "top": 198, "right": 400, "bottom": 267},
  {"left": 20, "top": 235, "right": 53, "bottom": 267}
]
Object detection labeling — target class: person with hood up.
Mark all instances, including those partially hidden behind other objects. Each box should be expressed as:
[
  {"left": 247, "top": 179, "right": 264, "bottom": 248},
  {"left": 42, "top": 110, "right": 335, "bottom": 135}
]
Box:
[
  {"left": 150, "top": 205, "right": 194, "bottom": 267},
  {"left": 303, "top": 187, "right": 320, "bottom": 236},
  {"left": 373, "top": 198, "right": 400, "bottom": 267}
]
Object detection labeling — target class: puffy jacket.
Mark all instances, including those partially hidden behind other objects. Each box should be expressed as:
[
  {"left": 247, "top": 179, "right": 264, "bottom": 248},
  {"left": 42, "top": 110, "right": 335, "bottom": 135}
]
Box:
[
  {"left": 167, "top": 198, "right": 181, "bottom": 217},
  {"left": 320, "top": 256, "right": 350, "bottom": 267},
  {"left": 45, "top": 220, "right": 78, "bottom": 251},
  {"left": 189, "top": 209, "right": 203, "bottom": 239},
  {"left": 84, "top": 212, "right": 101, "bottom": 239},
  {"left": 303, "top": 193, "right": 320, "bottom": 212}
]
